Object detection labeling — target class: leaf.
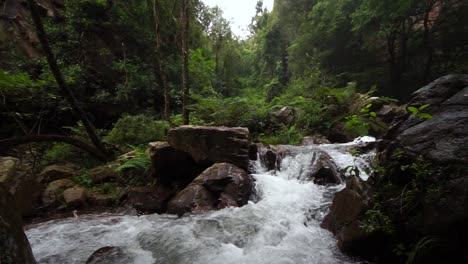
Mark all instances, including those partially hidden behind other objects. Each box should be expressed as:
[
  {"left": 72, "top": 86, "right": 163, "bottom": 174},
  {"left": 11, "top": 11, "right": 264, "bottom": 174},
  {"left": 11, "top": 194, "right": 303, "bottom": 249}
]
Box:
[
  {"left": 418, "top": 113, "right": 433, "bottom": 119},
  {"left": 369, "top": 112, "right": 377, "bottom": 118},
  {"left": 407, "top": 106, "right": 418, "bottom": 114},
  {"left": 419, "top": 104, "right": 430, "bottom": 110}
]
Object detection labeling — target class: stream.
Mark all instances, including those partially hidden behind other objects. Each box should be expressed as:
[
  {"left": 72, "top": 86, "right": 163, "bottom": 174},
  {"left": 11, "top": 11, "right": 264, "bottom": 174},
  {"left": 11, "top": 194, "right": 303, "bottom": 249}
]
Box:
[{"left": 26, "top": 138, "right": 375, "bottom": 264}]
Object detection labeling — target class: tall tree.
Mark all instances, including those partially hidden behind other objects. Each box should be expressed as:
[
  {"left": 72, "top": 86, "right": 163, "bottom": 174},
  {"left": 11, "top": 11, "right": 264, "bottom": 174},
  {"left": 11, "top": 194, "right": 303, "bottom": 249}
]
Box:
[
  {"left": 181, "top": 0, "right": 190, "bottom": 125},
  {"left": 152, "top": 0, "right": 171, "bottom": 123},
  {"left": 25, "top": 0, "right": 108, "bottom": 159}
]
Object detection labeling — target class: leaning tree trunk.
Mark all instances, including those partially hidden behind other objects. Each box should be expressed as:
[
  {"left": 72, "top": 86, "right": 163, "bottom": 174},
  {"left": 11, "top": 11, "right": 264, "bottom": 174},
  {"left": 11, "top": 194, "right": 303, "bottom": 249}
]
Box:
[
  {"left": 26, "top": 0, "right": 108, "bottom": 159},
  {"left": 152, "top": 0, "right": 171, "bottom": 123},
  {"left": 181, "top": 0, "right": 190, "bottom": 125}
]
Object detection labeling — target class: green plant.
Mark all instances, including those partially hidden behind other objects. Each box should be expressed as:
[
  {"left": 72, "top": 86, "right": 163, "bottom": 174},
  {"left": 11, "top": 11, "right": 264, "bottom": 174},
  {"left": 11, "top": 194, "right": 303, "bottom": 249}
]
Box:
[
  {"left": 116, "top": 145, "right": 151, "bottom": 173},
  {"left": 258, "top": 125, "right": 304, "bottom": 145},
  {"left": 104, "top": 115, "right": 170, "bottom": 147},
  {"left": 406, "top": 237, "right": 439, "bottom": 264},
  {"left": 116, "top": 145, "right": 151, "bottom": 186},
  {"left": 362, "top": 205, "right": 395, "bottom": 235},
  {"left": 44, "top": 143, "right": 74, "bottom": 163},
  {"left": 73, "top": 173, "right": 93, "bottom": 188},
  {"left": 407, "top": 104, "right": 432, "bottom": 119}
]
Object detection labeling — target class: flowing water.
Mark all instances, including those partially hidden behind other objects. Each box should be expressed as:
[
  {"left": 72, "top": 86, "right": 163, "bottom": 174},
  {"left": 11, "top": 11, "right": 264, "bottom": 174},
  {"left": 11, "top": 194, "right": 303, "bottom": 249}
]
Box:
[{"left": 26, "top": 138, "right": 375, "bottom": 264}]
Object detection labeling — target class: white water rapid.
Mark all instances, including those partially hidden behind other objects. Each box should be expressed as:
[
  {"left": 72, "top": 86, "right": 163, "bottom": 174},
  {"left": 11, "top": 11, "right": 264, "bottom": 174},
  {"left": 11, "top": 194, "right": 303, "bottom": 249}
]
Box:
[{"left": 26, "top": 138, "right": 375, "bottom": 264}]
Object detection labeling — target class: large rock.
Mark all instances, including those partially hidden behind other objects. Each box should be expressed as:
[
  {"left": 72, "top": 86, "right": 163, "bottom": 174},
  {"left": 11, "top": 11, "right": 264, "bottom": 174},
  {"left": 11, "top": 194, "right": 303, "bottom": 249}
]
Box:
[
  {"left": 0, "top": 183, "right": 37, "bottom": 264},
  {"left": 42, "top": 179, "right": 76, "bottom": 207},
  {"left": 123, "top": 185, "right": 175, "bottom": 215},
  {"left": 321, "top": 177, "right": 373, "bottom": 254},
  {"left": 88, "top": 163, "right": 121, "bottom": 184},
  {"left": 63, "top": 187, "right": 87, "bottom": 208},
  {"left": 85, "top": 246, "right": 132, "bottom": 264},
  {"left": 38, "top": 164, "right": 78, "bottom": 183},
  {"left": 148, "top": 141, "right": 201, "bottom": 187},
  {"left": 168, "top": 126, "right": 251, "bottom": 171},
  {"left": 0, "top": 157, "right": 42, "bottom": 217},
  {"left": 308, "top": 151, "right": 341, "bottom": 185},
  {"left": 389, "top": 74, "right": 468, "bottom": 163},
  {"left": 167, "top": 163, "right": 253, "bottom": 216},
  {"left": 326, "top": 75, "right": 468, "bottom": 263}
]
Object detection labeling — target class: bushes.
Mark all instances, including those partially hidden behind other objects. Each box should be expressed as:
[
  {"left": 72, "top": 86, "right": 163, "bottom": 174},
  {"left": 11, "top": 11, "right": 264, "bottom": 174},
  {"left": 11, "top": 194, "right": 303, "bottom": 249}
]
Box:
[{"left": 104, "top": 114, "right": 170, "bottom": 146}]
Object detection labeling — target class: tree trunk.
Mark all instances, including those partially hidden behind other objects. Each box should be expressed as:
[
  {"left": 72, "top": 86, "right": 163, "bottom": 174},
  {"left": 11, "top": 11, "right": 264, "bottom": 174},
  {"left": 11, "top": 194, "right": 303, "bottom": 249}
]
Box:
[
  {"left": 181, "top": 0, "right": 190, "bottom": 125},
  {"left": 0, "top": 135, "right": 108, "bottom": 162},
  {"left": 26, "top": 0, "right": 108, "bottom": 159},
  {"left": 152, "top": 0, "right": 171, "bottom": 123}
]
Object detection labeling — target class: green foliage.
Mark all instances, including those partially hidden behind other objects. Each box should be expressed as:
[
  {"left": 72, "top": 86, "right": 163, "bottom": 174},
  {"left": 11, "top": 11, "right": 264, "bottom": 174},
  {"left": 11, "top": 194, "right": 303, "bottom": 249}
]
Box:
[
  {"left": 116, "top": 146, "right": 150, "bottom": 173},
  {"left": 362, "top": 205, "right": 395, "bottom": 235},
  {"left": 44, "top": 143, "right": 75, "bottom": 164},
  {"left": 116, "top": 145, "right": 151, "bottom": 186},
  {"left": 73, "top": 173, "right": 93, "bottom": 188},
  {"left": 104, "top": 115, "right": 170, "bottom": 147},
  {"left": 258, "top": 125, "right": 304, "bottom": 145},
  {"left": 407, "top": 104, "right": 433, "bottom": 119}
]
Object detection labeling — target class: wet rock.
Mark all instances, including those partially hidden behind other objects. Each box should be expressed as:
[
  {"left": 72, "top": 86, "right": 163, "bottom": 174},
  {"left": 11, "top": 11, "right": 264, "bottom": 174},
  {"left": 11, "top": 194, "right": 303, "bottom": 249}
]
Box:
[
  {"left": 309, "top": 151, "right": 341, "bottom": 185},
  {"left": 302, "top": 135, "right": 331, "bottom": 145},
  {"left": 88, "top": 163, "right": 121, "bottom": 184},
  {"left": 167, "top": 163, "right": 253, "bottom": 216},
  {"left": 38, "top": 164, "right": 78, "bottom": 183},
  {"left": 63, "top": 187, "right": 87, "bottom": 208},
  {"left": 42, "top": 179, "right": 76, "bottom": 207},
  {"left": 390, "top": 75, "right": 468, "bottom": 163},
  {"left": 248, "top": 144, "right": 258, "bottom": 160},
  {"left": 0, "top": 157, "right": 42, "bottom": 217},
  {"left": 321, "top": 176, "right": 373, "bottom": 254},
  {"left": 168, "top": 126, "right": 251, "bottom": 171},
  {"left": 123, "top": 185, "right": 174, "bottom": 214},
  {"left": 85, "top": 246, "right": 132, "bottom": 264},
  {"left": 148, "top": 141, "right": 200, "bottom": 187},
  {"left": 257, "top": 144, "right": 290, "bottom": 171},
  {"left": 0, "top": 183, "right": 37, "bottom": 264}
]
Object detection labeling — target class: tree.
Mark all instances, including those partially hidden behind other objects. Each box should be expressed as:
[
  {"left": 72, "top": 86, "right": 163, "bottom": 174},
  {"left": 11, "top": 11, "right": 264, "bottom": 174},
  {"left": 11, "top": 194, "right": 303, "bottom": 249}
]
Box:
[
  {"left": 152, "top": 0, "right": 171, "bottom": 123},
  {"left": 18, "top": 0, "right": 109, "bottom": 160},
  {"left": 181, "top": 0, "right": 190, "bottom": 125}
]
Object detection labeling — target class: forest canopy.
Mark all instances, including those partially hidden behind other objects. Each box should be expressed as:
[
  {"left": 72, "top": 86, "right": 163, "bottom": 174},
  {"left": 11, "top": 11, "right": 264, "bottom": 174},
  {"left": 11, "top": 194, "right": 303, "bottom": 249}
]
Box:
[{"left": 0, "top": 0, "right": 467, "bottom": 160}]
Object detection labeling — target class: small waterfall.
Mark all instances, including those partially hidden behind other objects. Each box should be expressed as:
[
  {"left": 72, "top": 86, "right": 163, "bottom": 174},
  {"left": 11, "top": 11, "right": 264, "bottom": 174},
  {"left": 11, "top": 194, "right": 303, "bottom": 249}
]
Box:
[{"left": 26, "top": 138, "right": 375, "bottom": 264}]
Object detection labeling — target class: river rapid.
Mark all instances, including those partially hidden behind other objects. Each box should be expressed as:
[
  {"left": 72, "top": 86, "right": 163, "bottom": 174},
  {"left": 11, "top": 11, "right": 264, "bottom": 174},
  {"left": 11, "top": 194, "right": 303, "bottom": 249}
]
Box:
[{"left": 26, "top": 138, "right": 375, "bottom": 264}]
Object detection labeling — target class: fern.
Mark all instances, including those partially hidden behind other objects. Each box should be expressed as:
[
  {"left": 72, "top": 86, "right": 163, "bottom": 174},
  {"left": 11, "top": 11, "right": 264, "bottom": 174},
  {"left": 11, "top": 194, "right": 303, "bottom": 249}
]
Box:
[{"left": 116, "top": 145, "right": 151, "bottom": 172}]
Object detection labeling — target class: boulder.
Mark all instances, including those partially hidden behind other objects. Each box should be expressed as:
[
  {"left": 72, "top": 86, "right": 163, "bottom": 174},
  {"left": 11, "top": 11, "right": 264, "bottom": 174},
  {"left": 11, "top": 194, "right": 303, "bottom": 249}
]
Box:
[
  {"left": 389, "top": 74, "right": 468, "bottom": 163},
  {"left": 88, "top": 163, "right": 121, "bottom": 184},
  {"left": 0, "top": 157, "right": 42, "bottom": 217},
  {"left": 63, "top": 187, "right": 87, "bottom": 208},
  {"left": 321, "top": 176, "right": 373, "bottom": 254},
  {"left": 0, "top": 156, "right": 19, "bottom": 182},
  {"left": 257, "top": 144, "right": 290, "bottom": 171},
  {"left": 167, "top": 163, "right": 253, "bottom": 216},
  {"left": 147, "top": 141, "right": 200, "bottom": 187},
  {"left": 42, "top": 179, "right": 76, "bottom": 207},
  {"left": 38, "top": 164, "right": 78, "bottom": 183},
  {"left": 0, "top": 183, "right": 37, "bottom": 264},
  {"left": 86, "top": 246, "right": 132, "bottom": 264},
  {"left": 88, "top": 193, "right": 115, "bottom": 207},
  {"left": 123, "top": 185, "right": 174, "bottom": 215},
  {"left": 302, "top": 135, "right": 331, "bottom": 145},
  {"left": 271, "top": 106, "right": 296, "bottom": 125},
  {"left": 168, "top": 126, "right": 251, "bottom": 171},
  {"left": 308, "top": 151, "right": 341, "bottom": 185}
]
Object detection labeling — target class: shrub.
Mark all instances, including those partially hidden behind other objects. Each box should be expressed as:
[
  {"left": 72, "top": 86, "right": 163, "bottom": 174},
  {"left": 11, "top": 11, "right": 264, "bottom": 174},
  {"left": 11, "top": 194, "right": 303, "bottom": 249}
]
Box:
[{"left": 104, "top": 114, "right": 170, "bottom": 147}]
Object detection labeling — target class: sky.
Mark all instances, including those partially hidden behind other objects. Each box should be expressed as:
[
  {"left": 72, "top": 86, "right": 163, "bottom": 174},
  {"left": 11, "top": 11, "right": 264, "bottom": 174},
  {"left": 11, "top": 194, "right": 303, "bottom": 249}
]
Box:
[{"left": 202, "top": 0, "right": 274, "bottom": 38}]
